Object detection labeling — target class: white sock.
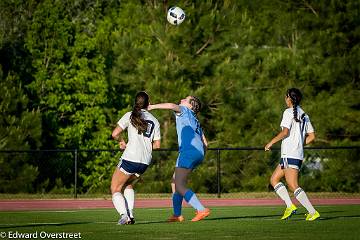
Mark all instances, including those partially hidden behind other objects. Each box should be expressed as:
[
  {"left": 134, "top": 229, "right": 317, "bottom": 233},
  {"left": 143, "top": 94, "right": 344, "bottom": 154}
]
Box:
[
  {"left": 294, "top": 188, "right": 316, "bottom": 214},
  {"left": 124, "top": 188, "right": 135, "bottom": 218},
  {"left": 112, "top": 192, "right": 128, "bottom": 216},
  {"left": 274, "top": 182, "right": 293, "bottom": 208}
]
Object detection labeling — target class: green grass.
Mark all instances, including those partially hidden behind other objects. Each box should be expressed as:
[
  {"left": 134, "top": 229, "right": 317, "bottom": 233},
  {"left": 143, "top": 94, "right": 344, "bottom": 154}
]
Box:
[{"left": 1, "top": 205, "right": 360, "bottom": 240}]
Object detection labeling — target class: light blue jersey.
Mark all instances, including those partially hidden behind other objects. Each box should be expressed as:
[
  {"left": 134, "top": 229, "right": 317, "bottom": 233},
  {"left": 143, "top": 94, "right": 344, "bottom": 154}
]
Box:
[{"left": 175, "top": 106, "right": 205, "bottom": 169}]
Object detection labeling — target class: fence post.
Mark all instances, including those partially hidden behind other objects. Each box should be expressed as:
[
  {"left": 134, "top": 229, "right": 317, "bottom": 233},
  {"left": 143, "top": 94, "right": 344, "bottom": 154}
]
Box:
[
  {"left": 216, "top": 149, "right": 221, "bottom": 198},
  {"left": 74, "top": 149, "right": 78, "bottom": 199}
]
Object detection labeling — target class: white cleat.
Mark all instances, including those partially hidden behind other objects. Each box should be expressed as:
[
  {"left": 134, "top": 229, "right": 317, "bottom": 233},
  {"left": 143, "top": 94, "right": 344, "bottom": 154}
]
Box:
[{"left": 117, "top": 214, "right": 131, "bottom": 225}]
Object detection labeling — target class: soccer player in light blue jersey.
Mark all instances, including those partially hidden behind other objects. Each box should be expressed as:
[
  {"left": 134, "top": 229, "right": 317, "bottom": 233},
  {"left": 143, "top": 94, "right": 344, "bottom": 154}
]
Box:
[
  {"left": 148, "top": 96, "right": 210, "bottom": 222},
  {"left": 265, "top": 88, "right": 320, "bottom": 221}
]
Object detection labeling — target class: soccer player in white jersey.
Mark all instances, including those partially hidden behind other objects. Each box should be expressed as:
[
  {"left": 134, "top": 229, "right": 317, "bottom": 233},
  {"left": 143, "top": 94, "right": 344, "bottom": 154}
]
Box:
[
  {"left": 265, "top": 88, "right": 320, "bottom": 221},
  {"left": 111, "top": 91, "right": 161, "bottom": 225},
  {"left": 148, "top": 96, "right": 210, "bottom": 222}
]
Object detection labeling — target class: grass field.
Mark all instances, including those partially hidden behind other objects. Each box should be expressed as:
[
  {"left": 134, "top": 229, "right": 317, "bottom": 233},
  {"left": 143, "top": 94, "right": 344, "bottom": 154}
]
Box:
[{"left": 1, "top": 205, "right": 359, "bottom": 240}]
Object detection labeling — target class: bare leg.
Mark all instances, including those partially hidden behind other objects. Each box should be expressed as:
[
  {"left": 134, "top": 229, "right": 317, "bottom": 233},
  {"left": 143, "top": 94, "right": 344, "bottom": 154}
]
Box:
[
  {"left": 171, "top": 171, "right": 176, "bottom": 193},
  {"left": 284, "top": 168, "right": 299, "bottom": 192},
  {"left": 111, "top": 168, "right": 131, "bottom": 218},
  {"left": 284, "top": 168, "right": 316, "bottom": 215},
  {"left": 270, "top": 165, "right": 285, "bottom": 187},
  {"left": 271, "top": 165, "right": 293, "bottom": 207}
]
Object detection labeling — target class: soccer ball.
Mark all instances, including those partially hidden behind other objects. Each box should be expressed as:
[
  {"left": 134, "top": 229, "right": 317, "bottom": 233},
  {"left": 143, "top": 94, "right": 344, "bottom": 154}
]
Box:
[{"left": 167, "top": 6, "right": 185, "bottom": 25}]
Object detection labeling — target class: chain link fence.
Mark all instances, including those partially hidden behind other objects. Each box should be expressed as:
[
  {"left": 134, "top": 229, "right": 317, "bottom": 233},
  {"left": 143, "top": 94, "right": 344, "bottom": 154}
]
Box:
[{"left": 0, "top": 146, "right": 359, "bottom": 198}]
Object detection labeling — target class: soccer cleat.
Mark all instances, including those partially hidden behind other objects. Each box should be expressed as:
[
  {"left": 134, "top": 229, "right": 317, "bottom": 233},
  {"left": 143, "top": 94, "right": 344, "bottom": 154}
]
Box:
[
  {"left": 117, "top": 214, "right": 131, "bottom": 225},
  {"left": 305, "top": 211, "right": 320, "bottom": 221},
  {"left": 129, "top": 217, "right": 135, "bottom": 224},
  {"left": 191, "top": 208, "right": 211, "bottom": 222},
  {"left": 281, "top": 204, "right": 297, "bottom": 220},
  {"left": 168, "top": 215, "right": 185, "bottom": 222}
]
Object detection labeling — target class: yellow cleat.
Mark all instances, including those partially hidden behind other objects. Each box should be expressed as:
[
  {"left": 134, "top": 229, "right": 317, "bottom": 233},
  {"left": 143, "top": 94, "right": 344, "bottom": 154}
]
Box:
[
  {"left": 281, "top": 204, "right": 297, "bottom": 220},
  {"left": 305, "top": 211, "right": 320, "bottom": 221}
]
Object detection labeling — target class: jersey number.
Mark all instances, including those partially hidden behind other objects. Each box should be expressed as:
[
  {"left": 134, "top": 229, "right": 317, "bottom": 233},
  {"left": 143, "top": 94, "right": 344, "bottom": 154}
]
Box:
[{"left": 144, "top": 120, "right": 155, "bottom": 138}]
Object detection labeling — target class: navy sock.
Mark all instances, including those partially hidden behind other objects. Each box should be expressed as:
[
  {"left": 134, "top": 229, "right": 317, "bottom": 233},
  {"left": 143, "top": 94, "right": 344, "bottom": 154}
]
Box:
[{"left": 172, "top": 192, "right": 183, "bottom": 216}]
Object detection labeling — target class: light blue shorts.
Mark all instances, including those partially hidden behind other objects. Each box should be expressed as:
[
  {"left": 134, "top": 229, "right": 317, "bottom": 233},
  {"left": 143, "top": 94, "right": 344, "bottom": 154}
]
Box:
[{"left": 176, "top": 150, "right": 204, "bottom": 169}]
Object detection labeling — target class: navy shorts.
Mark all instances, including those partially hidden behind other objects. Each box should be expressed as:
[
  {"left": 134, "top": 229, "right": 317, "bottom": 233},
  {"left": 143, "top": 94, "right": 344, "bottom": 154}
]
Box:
[
  {"left": 117, "top": 159, "right": 148, "bottom": 177},
  {"left": 280, "top": 158, "right": 302, "bottom": 170}
]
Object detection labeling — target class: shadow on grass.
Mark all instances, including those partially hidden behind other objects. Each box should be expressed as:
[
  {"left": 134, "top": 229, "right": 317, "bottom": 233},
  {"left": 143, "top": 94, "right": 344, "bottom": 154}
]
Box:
[
  {"left": 198, "top": 209, "right": 346, "bottom": 222},
  {"left": 207, "top": 214, "right": 279, "bottom": 221},
  {"left": 0, "top": 221, "right": 93, "bottom": 229},
  {"left": 132, "top": 215, "right": 283, "bottom": 224},
  {"left": 0, "top": 210, "right": 353, "bottom": 228},
  {"left": 319, "top": 215, "right": 360, "bottom": 221},
  {"left": 0, "top": 220, "right": 172, "bottom": 228}
]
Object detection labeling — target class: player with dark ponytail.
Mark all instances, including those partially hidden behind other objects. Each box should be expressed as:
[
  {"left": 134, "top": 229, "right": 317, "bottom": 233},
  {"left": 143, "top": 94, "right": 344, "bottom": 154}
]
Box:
[
  {"left": 265, "top": 88, "right": 320, "bottom": 221},
  {"left": 111, "top": 91, "right": 161, "bottom": 225},
  {"left": 286, "top": 88, "right": 303, "bottom": 122},
  {"left": 130, "top": 91, "right": 150, "bottom": 134}
]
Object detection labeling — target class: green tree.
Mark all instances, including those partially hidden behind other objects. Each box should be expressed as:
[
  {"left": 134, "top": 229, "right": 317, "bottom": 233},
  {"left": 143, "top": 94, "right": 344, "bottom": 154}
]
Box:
[
  {"left": 0, "top": 0, "right": 359, "bottom": 193},
  {"left": 0, "top": 0, "right": 42, "bottom": 193}
]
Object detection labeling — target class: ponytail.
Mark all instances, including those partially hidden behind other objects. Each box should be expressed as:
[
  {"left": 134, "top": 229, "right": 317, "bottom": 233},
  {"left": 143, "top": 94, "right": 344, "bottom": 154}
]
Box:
[
  {"left": 130, "top": 91, "right": 149, "bottom": 134},
  {"left": 292, "top": 105, "right": 300, "bottom": 122},
  {"left": 286, "top": 88, "right": 303, "bottom": 122}
]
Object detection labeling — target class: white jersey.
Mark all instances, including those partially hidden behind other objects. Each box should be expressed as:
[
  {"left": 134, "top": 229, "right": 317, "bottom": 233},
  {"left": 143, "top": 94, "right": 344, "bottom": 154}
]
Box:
[
  {"left": 117, "top": 110, "right": 161, "bottom": 165},
  {"left": 280, "top": 107, "right": 314, "bottom": 160}
]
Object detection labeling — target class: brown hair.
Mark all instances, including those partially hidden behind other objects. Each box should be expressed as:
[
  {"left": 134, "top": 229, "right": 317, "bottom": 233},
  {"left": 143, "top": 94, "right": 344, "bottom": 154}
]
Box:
[
  {"left": 286, "top": 88, "right": 303, "bottom": 122},
  {"left": 130, "top": 91, "right": 149, "bottom": 134},
  {"left": 189, "top": 96, "right": 202, "bottom": 114}
]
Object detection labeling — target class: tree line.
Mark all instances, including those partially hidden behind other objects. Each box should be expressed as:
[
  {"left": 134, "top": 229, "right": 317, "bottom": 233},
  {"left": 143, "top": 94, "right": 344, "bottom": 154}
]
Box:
[{"left": 0, "top": 0, "right": 359, "bottom": 194}]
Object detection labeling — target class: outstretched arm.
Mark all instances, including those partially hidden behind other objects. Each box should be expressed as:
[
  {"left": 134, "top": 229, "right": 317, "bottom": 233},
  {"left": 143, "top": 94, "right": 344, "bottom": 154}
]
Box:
[
  {"left": 148, "top": 103, "right": 181, "bottom": 113},
  {"left": 265, "top": 127, "right": 289, "bottom": 151}
]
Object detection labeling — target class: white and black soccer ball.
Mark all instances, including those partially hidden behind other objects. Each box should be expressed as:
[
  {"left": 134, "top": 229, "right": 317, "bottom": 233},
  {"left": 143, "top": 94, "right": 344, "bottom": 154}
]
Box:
[{"left": 167, "top": 6, "right": 185, "bottom": 25}]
